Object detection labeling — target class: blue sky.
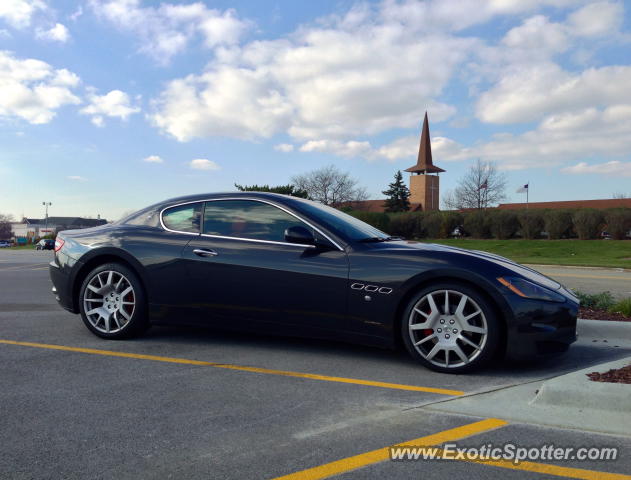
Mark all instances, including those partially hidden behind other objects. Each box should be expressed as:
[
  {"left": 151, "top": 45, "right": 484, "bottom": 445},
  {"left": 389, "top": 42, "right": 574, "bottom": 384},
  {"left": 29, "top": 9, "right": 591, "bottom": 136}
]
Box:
[{"left": 1, "top": 0, "right": 630, "bottom": 221}]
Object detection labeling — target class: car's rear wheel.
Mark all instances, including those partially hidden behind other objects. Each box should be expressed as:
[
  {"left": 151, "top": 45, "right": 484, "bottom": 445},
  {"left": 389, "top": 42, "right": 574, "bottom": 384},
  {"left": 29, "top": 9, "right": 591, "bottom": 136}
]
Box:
[
  {"left": 401, "top": 283, "right": 500, "bottom": 373},
  {"left": 79, "top": 263, "right": 148, "bottom": 339}
]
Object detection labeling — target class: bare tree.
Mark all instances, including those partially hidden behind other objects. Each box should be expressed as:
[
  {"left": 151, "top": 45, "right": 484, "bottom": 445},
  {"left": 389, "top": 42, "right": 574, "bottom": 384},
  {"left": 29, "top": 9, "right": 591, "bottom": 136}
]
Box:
[
  {"left": 612, "top": 192, "right": 629, "bottom": 199},
  {"left": 0, "top": 213, "right": 15, "bottom": 240},
  {"left": 291, "top": 165, "right": 368, "bottom": 206},
  {"left": 443, "top": 159, "right": 507, "bottom": 210}
]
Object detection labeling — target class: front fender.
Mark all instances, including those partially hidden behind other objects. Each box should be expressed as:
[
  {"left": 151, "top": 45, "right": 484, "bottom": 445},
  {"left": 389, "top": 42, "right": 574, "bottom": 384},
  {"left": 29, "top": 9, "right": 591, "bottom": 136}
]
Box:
[{"left": 394, "top": 267, "right": 515, "bottom": 327}]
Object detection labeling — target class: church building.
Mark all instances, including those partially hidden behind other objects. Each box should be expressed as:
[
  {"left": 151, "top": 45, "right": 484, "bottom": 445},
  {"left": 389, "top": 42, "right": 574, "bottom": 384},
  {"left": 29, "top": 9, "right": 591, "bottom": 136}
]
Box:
[{"left": 350, "top": 112, "right": 445, "bottom": 212}]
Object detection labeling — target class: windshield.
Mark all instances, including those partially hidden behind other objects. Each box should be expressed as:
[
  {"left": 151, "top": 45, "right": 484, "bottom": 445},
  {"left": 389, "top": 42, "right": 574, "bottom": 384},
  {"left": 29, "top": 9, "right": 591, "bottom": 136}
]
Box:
[{"left": 293, "top": 199, "right": 389, "bottom": 242}]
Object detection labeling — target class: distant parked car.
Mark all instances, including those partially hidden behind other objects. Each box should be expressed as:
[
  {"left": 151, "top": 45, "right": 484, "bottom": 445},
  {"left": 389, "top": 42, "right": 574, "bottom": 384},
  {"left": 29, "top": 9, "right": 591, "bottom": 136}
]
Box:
[
  {"left": 36, "top": 239, "right": 55, "bottom": 250},
  {"left": 451, "top": 225, "right": 468, "bottom": 238},
  {"left": 600, "top": 231, "right": 612, "bottom": 240},
  {"left": 0, "top": 240, "right": 11, "bottom": 248}
]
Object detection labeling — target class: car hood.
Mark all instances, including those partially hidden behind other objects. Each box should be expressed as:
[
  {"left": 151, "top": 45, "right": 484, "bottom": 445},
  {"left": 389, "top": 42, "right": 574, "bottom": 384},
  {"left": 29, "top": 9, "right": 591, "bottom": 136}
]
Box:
[{"left": 387, "top": 241, "right": 563, "bottom": 291}]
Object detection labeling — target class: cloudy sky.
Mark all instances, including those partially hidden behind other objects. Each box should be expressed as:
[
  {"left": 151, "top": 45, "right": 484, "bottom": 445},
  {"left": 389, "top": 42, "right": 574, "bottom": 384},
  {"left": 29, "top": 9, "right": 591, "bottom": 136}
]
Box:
[{"left": 1, "top": 0, "right": 630, "bottom": 220}]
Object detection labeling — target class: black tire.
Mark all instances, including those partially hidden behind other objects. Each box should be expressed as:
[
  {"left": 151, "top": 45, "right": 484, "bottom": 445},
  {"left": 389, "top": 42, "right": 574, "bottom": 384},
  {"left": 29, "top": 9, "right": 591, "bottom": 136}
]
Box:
[
  {"left": 400, "top": 282, "right": 501, "bottom": 373},
  {"left": 78, "top": 262, "right": 149, "bottom": 339}
]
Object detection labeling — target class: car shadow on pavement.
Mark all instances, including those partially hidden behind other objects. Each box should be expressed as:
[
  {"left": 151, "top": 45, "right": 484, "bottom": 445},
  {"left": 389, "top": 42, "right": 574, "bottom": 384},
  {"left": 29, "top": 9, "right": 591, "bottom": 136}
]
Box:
[{"left": 135, "top": 324, "right": 631, "bottom": 381}]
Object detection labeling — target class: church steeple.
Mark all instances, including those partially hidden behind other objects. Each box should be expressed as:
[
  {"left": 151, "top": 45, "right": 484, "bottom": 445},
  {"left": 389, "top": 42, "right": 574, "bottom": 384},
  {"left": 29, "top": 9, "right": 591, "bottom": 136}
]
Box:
[
  {"left": 404, "top": 112, "right": 445, "bottom": 174},
  {"left": 404, "top": 112, "right": 444, "bottom": 211}
]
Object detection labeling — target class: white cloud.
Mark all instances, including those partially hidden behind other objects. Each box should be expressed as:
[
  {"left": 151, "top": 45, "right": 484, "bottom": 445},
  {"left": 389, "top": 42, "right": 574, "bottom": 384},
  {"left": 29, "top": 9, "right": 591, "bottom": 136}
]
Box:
[
  {"left": 151, "top": 67, "right": 292, "bottom": 141},
  {"left": 52, "top": 69, "right": 80, "bottom": 87},
  {"left": 476, "top": 64, "right": 631, "bottom": 124},
  {"left": 299, "top": 139, "right": 373, "bottom": 158},
  {"left": 190, "top": 158, "right": 220, "bottom": 171},
  {"left": 145, "top": 0, "right": 630, "bottom": 173},
  {"left": 80, "top": 89, "right": 140, "bottom": 125},
  {"left": 143, "top": 155, "right": 164, "bottom": 163},
  {"left": 567, "top": 1, "right": 623, "bottom": 37},
  {"left": 377, "top": 0, "right": 581, "bottom": 33},
  {"left": 373, "top": 135, "right": 417, "bottom": 162},
  {"left": 89, "top": 0, "right": 249, "bottom": 64},
  {"left": 0, "top": 0, "right": 45, "bottom": 29},
  {"left": 67, "top": 175, "right": 87, "bottom": 181},
  {"left": 300, "top": 133, "right": 475, "bottom": 164},
  {"left": 150, "top": 2, "right": 473, "bottom": 142},
  {"left": 90, "top": 116, "right": 104, "bottom": 127},
  {"left": 423, "top": 105, "right": 631, "bottom": 170},
  {"left": 69, "top": 6, "right": 83, "bottom": 22},
  {"left": 502, "top": 15, "right": 568, "bottom": 55},
  {"left": 0, "top": 50, "right": 81, "bottom": 124},
  {"left": 274, "top": 143, "right": 294, "bottom": 152},
  {"left": 36, "top": 23, "right": 70, "bottom": 43},
  {"left": 369, "top": 134, "right": 475, "bottom": 163},
  {"left": 562, "top": 160, "right": 631, "bottom": 177}
]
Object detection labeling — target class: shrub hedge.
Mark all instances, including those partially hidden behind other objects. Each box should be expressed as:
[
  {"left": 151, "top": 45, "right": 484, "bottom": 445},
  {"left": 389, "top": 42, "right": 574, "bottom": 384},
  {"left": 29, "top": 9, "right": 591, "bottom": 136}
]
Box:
[{"left": 346, "top": 207, "right": 631, "bottom": 240}]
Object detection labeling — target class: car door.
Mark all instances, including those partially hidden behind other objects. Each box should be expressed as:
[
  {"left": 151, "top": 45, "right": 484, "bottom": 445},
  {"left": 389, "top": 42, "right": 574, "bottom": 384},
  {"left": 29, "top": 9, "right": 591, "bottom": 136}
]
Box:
[
  {"left": 142, "top": 202, "right": 204, "bottom": 320},
  {"left": 181, "top": 198, "right": 350, "bottom": 333}
]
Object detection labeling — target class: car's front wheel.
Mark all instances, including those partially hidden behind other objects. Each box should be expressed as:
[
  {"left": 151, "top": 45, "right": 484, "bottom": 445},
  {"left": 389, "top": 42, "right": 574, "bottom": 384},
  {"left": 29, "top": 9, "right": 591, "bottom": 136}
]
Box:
[
  {"left": 79, "top": 263, "right": 149, "bottom": 339},
  {"left": 401, "top": 283, "right": 500, "bottom": 373}
]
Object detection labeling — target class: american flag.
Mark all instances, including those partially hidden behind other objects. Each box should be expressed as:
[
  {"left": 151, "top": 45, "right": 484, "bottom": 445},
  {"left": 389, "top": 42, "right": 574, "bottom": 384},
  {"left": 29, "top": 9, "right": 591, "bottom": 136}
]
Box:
[{"left": 516, "top": 183, "right": 529, "bottom": 193}]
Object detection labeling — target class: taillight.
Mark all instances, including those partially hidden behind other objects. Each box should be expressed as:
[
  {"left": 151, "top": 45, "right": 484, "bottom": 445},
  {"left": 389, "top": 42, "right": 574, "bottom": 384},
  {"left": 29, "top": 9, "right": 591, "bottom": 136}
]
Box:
[{"left": 54, "top": 238, "right": 65, "bottom": 252}]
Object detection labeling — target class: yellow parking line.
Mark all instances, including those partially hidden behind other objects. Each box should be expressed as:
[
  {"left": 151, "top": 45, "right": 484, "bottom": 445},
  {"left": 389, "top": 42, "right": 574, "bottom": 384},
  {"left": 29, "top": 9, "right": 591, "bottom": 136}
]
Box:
[
  {"left": 0, "top": 340, "right": 464, "bottom": 396},
  {"left": 430, "top": 447, "right": 631, "bottom": 480},
  {"left": 271, "top": 422, "right": 631, "bottom": 480},
  {"left": 271, "top": 418, "right": 508, "bottom": 480},
  {"left": 539, "top": 272, "right": 631, "bottom": 281}
]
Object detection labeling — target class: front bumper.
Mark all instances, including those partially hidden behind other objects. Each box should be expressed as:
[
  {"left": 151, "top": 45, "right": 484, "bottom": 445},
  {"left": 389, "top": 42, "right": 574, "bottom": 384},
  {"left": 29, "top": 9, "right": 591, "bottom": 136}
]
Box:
[{"left": 505, "top": 296, "right": 578, "bottom": 361}]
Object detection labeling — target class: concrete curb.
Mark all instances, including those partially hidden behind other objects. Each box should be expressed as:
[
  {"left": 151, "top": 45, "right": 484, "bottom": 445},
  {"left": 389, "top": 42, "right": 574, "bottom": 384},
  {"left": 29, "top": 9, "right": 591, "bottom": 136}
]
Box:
[
  {"left": 531, "top": 357, "right": 631, "bottom": 413},
  {"left": 423, "top": 353, "right": 631, "bottom": 436}
]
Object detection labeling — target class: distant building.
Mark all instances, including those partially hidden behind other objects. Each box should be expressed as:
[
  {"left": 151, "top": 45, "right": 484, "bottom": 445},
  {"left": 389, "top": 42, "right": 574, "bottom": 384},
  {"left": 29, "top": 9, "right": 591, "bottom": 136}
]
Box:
[
  {"left": 349, "top": 112, "right": 445, "bottom": 213},
  {"left": 11, "top": 216, "right": 107, "bottom": 243},
  {"left": 497, "top": 198, "right": 631, "bottom": 210}
]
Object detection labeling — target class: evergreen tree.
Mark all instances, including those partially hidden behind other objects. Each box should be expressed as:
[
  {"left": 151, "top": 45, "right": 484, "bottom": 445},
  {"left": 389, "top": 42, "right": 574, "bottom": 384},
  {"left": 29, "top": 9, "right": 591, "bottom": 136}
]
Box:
[{"left": 382, "top": 171, "right": 410, "bottom": 212}]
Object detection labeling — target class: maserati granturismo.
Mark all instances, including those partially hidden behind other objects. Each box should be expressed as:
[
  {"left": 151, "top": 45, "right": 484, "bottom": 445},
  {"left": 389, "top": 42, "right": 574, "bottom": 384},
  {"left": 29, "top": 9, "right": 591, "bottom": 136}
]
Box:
[{"left": 49, "top": 192, "right": 578, "bottom": 373}]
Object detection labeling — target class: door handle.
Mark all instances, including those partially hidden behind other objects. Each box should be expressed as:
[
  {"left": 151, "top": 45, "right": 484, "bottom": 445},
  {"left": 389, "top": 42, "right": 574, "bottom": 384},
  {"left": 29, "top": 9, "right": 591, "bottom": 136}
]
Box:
[{"left": 193, "top": 248, "right": 218, "bottom": 257}]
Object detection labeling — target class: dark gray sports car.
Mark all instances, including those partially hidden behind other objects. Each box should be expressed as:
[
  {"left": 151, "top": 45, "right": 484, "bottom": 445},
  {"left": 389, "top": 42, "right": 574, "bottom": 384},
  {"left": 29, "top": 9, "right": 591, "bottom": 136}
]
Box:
[{"left": 49, "top": 192, "right": 578, "bottom": 373}]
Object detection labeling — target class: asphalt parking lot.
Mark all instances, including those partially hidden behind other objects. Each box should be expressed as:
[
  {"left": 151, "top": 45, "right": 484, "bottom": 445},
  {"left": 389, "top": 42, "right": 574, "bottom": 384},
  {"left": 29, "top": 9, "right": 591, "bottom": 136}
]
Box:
[{"left": 1, "top": 249, "right": 631, "bottom": 480}]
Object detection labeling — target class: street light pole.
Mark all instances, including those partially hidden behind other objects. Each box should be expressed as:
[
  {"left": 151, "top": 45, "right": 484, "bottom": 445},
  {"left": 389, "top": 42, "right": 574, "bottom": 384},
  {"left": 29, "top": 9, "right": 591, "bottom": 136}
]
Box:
[{"left": 42, "top": 201, "right": 52, "bottom": 237}]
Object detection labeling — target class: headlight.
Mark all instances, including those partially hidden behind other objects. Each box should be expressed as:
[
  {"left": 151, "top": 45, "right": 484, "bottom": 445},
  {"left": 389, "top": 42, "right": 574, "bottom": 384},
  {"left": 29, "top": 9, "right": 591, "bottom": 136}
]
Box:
[{"left": 497, "top": 277, "right": 566, "bottom": 303}]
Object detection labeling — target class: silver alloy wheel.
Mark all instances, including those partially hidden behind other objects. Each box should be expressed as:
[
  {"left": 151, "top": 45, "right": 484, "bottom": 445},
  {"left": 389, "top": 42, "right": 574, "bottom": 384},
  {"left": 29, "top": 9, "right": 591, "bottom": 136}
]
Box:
[
  {"left": 83, "top": 270, "right": 136, "bottom": 334},
  {"left": 408, "top": 289, "right": 488, "bottom": 368}
]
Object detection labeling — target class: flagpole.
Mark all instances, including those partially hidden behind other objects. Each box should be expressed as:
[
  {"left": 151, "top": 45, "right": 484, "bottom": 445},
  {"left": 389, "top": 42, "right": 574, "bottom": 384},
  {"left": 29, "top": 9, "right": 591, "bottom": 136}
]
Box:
[{"left": 527, "top": 181, "right": 529, "bottom": 210}]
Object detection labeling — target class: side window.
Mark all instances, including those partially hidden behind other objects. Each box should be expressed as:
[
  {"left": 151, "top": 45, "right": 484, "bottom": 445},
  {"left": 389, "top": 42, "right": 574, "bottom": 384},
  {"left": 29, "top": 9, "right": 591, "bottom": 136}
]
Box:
[
  {"left": 203, "top": 200, "right": 310, "bottom": 243},
  {"left": 125, "top": 208, "right": 160, "bottom": 227},
  {"left": 162, "top": 203, "right": 202, "bottom": 233}
]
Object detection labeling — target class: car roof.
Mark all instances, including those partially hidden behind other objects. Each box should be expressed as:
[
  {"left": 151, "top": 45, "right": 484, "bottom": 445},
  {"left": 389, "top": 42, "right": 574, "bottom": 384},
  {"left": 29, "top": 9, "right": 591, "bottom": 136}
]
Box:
[
  {"left": 163, "top": 191, "right": 289, "bottom": 203},
  {"left": 147, "top": 192, "right": 302, "bottom": 211},
  {"left": 119, "top": 192, "right": 310, "bottom": 225}
]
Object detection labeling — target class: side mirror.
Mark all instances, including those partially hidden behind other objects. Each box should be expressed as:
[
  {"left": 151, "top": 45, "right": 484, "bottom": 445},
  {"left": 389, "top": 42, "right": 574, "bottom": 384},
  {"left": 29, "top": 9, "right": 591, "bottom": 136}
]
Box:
[{"left": 284, "top": 225, "right": 316, "bottom": 246}]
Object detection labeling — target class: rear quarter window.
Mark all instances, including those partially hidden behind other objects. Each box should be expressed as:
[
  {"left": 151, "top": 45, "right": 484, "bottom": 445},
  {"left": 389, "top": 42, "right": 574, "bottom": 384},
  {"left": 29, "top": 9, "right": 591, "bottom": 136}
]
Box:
[
  {"left": 162, "top": 203, "right": 202, "bottom": 233},
  {"left": 124, "top": 208, "right": 161, "bottom": 227}
]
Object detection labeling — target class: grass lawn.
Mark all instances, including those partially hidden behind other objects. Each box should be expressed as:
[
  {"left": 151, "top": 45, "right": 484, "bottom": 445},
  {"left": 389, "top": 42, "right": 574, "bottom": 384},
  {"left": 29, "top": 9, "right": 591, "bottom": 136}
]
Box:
[{"left": 423, "top": 239, "right": 631, "bottom": 269}]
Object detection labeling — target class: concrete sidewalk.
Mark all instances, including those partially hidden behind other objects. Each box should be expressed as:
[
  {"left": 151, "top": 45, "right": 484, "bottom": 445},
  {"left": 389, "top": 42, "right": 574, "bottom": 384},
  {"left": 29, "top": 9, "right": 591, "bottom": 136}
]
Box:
[{"left": 422, "top": 319, "right": 631, "bottom": 436}]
